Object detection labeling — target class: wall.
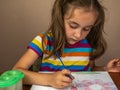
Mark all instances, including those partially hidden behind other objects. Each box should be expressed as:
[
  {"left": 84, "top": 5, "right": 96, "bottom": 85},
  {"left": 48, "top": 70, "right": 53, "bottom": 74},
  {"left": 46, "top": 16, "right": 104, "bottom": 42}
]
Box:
[
  {"left": 0, "top": 0, "right": 54, "bottom": 72},
  {"left": 95, "top": 0, "right": 120, "bottom": 65},
  {"left": 0, "top": 0, "right": 120, "bottom": 72}
]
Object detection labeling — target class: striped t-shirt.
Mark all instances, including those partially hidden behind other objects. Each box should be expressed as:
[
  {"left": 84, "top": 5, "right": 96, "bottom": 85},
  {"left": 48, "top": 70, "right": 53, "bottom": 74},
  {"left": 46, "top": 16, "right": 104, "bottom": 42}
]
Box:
[{"left": 28, "top": 33, "right": 93, "bottom": 72}]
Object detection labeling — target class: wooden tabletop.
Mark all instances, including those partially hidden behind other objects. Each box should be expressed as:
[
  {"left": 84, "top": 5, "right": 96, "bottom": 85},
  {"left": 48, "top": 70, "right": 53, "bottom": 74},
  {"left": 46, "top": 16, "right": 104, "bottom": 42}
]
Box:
[
  {"left": 23, "top": 72, "right": 120, "bottom": 90},
  {"left": 109, "top": 72, "right": 120, "bottom": 89}
]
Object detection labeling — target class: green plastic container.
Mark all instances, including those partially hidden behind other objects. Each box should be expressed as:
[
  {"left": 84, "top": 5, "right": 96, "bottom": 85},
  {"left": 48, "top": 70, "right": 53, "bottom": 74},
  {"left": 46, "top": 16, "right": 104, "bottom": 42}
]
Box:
[{"left": 0, "top": 70, "right": 24, "bottom": 90}]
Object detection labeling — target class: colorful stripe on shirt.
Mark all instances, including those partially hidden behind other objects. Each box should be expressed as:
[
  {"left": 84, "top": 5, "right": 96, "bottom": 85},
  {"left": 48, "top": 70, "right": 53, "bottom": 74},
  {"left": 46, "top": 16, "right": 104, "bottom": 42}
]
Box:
[{"left": 28, "top": 33, "right": 93, "bottom": 71}]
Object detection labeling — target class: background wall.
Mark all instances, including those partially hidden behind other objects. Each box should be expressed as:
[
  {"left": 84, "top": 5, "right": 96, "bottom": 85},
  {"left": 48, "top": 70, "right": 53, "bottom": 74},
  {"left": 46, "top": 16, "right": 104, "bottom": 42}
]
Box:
[{"left": 0, "top": 0, "right": 120, "bottom": 72}]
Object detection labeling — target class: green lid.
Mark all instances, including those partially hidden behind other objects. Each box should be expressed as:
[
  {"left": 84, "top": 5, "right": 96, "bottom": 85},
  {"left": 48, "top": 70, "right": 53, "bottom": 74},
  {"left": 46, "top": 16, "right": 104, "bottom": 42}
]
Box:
[{"left": 0, "top": 70, "right": 24, "bottom": 88}]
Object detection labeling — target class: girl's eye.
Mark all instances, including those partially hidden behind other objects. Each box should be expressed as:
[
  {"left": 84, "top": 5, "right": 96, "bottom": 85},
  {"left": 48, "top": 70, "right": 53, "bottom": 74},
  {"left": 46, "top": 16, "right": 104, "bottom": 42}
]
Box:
[
  {"left": 69, "top": 24, "right": 78, "bottom": 29},
  {"left": 83, "top": 27, "right": 92, "bottom": 31}
]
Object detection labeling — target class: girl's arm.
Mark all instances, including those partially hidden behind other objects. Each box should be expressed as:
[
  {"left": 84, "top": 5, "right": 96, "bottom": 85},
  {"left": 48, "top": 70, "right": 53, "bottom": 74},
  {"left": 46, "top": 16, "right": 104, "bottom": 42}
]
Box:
[
  {"left": 105, "top": 59, "right": 120, "bottom": 72},
  {"left": 90, "top": 59, "right": 120, "bottom": 72},
  {"left": 12, "top": 49, "right": 73, "bottom": 89},
  {"left": 13, "top": 49, "right": 49, "bottom": 85}
]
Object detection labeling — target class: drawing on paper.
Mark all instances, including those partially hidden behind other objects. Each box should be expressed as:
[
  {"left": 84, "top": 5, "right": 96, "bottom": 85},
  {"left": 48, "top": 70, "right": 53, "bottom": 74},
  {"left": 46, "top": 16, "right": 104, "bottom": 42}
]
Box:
[
  {"left": 31, "top": 72, "right": 118, "bottom": 90},
  {"left": 62, "top": 79, "right": 117, "bottom": 90},
  {"left": 61, "top": 72, "right": 118, "bottom": 90}
]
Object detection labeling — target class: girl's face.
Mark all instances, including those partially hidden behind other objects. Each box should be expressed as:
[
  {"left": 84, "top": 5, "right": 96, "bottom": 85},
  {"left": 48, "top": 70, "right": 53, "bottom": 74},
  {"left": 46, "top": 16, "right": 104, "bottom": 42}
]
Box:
[{"left": 64, "top": 8, "right": 97, "bottom": 45}]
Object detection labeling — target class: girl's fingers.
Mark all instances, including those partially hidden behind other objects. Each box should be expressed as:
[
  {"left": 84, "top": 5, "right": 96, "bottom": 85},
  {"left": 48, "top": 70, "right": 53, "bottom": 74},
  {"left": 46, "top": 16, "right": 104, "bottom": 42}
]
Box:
[
  {"left": 107, "top": 59, "right": 120, "bottom": 72},
  {"left": 61, "top": 69, "right": 74, "bottom": 80},
  {"left": 111, "top": 59, "right": 120, "bottom": 65},
  {"left": 62, "top": 69, "right": 71, "bottom": 74},
  {"left": 116, "top": 59, "right": 120, "bottom": 67}
]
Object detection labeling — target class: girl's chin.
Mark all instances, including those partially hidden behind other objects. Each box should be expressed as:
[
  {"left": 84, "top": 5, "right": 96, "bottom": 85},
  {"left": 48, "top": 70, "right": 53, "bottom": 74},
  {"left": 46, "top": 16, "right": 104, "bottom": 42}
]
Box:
[
  {"left": 67, "top": 41, "right": 79, "bottom": 45},
  {"left": 67, "top": 39, "right": 82, "bottom": 45},
  {"left": 68, "top": 42, "right": 76, "bottom": 45}
]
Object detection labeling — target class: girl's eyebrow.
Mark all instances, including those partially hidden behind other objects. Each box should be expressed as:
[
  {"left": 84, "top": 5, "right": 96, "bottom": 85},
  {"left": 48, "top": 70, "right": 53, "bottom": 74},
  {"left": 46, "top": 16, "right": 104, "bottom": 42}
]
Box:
[
  {"left": 68, "top": 21, "right": 79, "bottom": 26},
  {"left": 69, "top": 20, "right": 94, "bottom": 28},
  {"left": 85, "top": 25, "right": 94, "bottom": 28}
]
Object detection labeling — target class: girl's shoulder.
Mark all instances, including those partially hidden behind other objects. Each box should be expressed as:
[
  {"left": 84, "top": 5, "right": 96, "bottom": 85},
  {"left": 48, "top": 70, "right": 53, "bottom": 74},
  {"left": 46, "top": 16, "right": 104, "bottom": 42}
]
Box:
[
  {"left": 36, "top": 32, "right": 53, "bottom": 45},
  {"left": 37, "top": 32, "right": 52, "bottom": 39}
]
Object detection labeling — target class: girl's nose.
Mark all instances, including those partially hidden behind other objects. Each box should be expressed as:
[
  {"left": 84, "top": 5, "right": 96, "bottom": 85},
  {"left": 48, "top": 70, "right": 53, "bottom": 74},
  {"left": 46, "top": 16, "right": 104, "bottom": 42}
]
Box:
[{"left": 73, "top": 29, "right": 82, "bottom": 39}]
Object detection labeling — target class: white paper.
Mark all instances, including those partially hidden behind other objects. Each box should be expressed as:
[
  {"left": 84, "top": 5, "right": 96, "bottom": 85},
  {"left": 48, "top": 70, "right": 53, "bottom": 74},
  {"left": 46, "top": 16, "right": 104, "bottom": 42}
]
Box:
[{"left": 30, "top": 71, "right": 118, "bottom": 90}]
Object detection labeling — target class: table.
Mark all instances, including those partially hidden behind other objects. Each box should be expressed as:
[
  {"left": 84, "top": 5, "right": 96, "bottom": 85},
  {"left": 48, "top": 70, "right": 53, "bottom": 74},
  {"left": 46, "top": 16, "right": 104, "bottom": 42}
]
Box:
[
  {"left": 23, "top": 72, "right": 120, "bottom": 90},
  {"left": 109, "top": 72, "right": 120, "bottom": 89}
]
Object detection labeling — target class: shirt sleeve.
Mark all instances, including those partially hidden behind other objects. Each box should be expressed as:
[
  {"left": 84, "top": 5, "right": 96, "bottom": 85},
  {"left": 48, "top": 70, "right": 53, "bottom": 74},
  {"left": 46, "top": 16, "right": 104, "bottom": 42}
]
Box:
[{"left": 27, "top": 34, "right": 44, "bottom": 57}]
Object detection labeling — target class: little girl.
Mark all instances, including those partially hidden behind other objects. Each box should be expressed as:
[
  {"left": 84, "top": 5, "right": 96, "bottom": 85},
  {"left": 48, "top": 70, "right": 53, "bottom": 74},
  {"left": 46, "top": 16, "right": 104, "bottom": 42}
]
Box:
[{"left": 13, "top": 0, "right": 120, "bottom": 89}]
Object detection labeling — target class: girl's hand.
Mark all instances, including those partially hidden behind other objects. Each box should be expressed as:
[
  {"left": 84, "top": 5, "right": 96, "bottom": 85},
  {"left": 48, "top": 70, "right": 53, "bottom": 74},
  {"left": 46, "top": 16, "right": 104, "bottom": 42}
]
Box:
[
  {"left": 106, "top": 59, "right": 120, "bottom": 72},
  {"left": 48, "top": 69, "right": 74, "bottom": 89}
]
